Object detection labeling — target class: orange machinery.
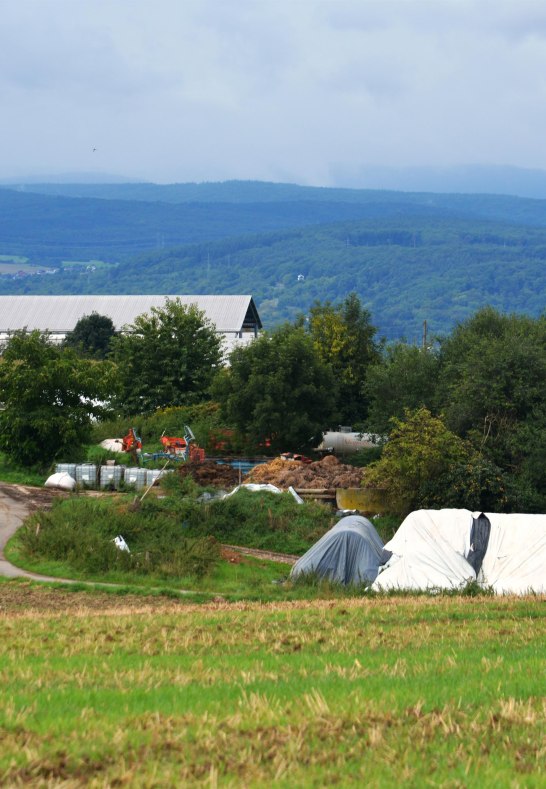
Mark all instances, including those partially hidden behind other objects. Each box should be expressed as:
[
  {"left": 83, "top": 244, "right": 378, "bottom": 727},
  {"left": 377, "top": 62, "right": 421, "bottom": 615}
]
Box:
[{"left": 159, "top": 425, "right": 205, "bottom": 463}]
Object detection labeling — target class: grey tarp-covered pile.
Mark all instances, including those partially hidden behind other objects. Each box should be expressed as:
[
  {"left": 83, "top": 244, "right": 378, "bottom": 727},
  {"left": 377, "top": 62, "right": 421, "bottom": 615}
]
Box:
[
  {"left": 372, "top": 509, "right": 546, "bottom": 594},
  {"left": 290, "top": 515, "right": 385, "bottom": 585}
]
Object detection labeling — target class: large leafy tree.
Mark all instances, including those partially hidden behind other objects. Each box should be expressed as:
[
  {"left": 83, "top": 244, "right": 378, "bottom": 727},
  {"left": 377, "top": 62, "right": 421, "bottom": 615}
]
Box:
[
  {"left": 213, "top": 323, "right": 336, "bottom": 451},
  {"left": 438, "top": 309, "right": 544, "bottom": 451},
  {"left": 364, "top": 342, "right": 440, "bottom": 434},
  {"left": 307, "top": 293, "right": 380, "bottom": 424},
  {"left": 111, "top": 298, "right": 222, "bottom": 414},
  {"left": 63, "top": 312, "right": 116, "bottom": 359},
  {"left": 436, "top": 307, "right": 546, "bottom": 511},
  {"left": 364, "top": 408, "right": 512, "bottom": 517},
  {"left": 0, "top": 331, "right": 118, "bottom": 467}
]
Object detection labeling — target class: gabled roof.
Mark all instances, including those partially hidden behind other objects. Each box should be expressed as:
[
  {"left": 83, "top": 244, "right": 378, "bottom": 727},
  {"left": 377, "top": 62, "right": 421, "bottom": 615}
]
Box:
[{"left": 0, "top": 295, "right": 262, "bottom": 334}]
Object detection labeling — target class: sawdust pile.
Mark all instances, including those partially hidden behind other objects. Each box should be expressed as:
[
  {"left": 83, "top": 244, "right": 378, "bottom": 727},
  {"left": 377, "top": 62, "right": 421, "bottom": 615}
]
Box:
[{"left": 245, "top": 455, "right": 364, "bottom": 489}]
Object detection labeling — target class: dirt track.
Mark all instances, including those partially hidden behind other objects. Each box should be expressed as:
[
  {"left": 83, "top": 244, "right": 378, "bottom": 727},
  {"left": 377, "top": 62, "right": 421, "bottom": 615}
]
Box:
[{"left": 0, "top": 483, "right": 71, "bottom": 582}]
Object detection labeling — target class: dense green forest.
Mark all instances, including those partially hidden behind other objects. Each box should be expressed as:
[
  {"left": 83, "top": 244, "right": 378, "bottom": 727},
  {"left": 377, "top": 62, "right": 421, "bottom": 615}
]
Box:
[{"left": 1, "top": 181, "right": 545, "bottom": 338}]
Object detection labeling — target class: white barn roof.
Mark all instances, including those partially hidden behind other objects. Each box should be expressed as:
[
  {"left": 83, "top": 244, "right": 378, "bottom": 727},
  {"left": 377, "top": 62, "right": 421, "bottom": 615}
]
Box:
[{"left": 0, "top": 295, "right": 262, "bottom": 335}]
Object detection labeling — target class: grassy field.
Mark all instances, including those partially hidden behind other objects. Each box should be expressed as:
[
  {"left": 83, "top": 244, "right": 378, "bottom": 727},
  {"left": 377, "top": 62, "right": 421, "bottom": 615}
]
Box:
[{"left": 0, "top": 588, "right": 544, "bottom": 787}]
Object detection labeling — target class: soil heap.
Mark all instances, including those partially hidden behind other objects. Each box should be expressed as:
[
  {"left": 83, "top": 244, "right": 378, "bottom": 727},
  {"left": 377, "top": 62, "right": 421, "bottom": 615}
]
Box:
[
  {"left": 245, "top": 455, "right": 364, "bottom": 489},
  {"left": 176, "top": 461, "right": 241, "bottom": 488}
]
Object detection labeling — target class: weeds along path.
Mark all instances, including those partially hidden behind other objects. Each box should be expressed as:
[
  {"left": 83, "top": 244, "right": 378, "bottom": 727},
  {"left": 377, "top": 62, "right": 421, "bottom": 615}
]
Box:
[
  {"left": 0, "top": 484, "right": 127, "bottom": 589},
  {"left": 0, "top": 483, "right": 75, "bottom": 583},
  {"left": 0, "top": 483, "right": 298, "bottom": 593}
]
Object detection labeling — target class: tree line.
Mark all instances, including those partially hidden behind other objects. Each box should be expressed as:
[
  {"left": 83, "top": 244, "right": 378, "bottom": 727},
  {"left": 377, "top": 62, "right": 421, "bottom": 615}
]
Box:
[{"left": 0, "top": 297, "right": 544, "bottom": 515}]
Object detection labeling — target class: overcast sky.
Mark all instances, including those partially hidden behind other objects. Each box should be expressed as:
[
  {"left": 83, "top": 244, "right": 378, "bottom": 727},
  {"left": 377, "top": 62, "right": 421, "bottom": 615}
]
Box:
[{"left": 2, "top": 0, "right": 546, "bottom": 185}]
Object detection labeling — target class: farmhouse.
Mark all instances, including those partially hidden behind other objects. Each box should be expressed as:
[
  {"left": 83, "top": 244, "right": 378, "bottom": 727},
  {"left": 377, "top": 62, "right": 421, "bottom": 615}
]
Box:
[{"left": 0, "top": 294, "right": 262, "bottom": 355}]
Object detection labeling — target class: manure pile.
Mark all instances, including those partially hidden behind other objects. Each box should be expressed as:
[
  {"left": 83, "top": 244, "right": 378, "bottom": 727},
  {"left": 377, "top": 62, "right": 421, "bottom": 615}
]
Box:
[
  {"left": 176, "top": 461, "right": 241, "bottom": 488},
  {"left": 245, "top": 455, "right": 364, "bottom": 489}
]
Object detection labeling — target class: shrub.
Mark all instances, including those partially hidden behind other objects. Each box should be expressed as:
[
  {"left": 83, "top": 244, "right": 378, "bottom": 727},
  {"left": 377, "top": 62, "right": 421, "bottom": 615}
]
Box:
[
  {"left": 18, "top": 497, "right": 219, "bottom": 580},
  {"left": 185, "top": 489, "right": 333, "bottom": 554}
]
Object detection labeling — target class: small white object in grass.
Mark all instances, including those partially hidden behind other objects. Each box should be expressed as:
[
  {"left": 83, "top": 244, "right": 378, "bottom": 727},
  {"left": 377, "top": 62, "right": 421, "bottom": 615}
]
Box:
[{"left": 113, "top": 535, "right": 130, "bottom": 552}]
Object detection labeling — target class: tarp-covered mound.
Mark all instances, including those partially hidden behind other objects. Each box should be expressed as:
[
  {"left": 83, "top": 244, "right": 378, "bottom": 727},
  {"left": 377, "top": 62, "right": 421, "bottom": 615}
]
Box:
[
  {"left": 479, "top": 512, "right": 546, "bottom": 595},
  {"left": 290, "top": 515, "right": 385, "bottom": 585},
  {"left": 372, "top": 509, "right": 546, "bottom": 595}
]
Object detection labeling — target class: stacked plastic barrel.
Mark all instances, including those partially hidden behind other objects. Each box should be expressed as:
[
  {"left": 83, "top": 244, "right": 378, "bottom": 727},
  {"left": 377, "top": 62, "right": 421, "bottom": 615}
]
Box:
[{"left": 55, "top": 464, "right": 172, "bottom": 490}]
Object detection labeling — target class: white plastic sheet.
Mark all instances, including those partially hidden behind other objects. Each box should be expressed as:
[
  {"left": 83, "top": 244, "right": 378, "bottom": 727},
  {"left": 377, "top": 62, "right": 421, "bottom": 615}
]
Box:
[
  {"left": 372, "top": 509, "right": 476, "bottom": 592},
  {"left": 480, "top": 512, "right": 546, "bottom": 594},
  {"left": 99, "top": 438, "right": 125, "bottom": 453},
  {"left": 372, "top": 509, "right": 546, "bottom": 595},
  {"left": 113, "top": 535, "right": 130, "bottom": 553},
  {"left": 225, "top": 483, "right": 282, "bottom": 498}
]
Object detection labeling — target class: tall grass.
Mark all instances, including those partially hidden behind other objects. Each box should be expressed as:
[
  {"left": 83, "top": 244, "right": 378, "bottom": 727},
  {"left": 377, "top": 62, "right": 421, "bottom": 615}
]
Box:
[{"left": 18, "top": 496, "right": 219, "bottom": 580}]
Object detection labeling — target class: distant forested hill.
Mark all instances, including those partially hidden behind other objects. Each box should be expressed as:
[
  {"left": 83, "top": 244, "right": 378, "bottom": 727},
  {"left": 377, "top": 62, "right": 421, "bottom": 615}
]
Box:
[
  {"left": 11, "top": 179, "right": 546, "bottom": 224},
  {"left": 2, "top": 207, "right": 545, "bottom": 340},
  {"left": 1, "top": 187, "right": 405, "bottom": 261}
]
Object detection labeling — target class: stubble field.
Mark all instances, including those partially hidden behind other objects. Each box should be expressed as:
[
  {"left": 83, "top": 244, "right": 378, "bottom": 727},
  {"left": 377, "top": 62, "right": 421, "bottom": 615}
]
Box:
[{"left": 1, "top": 585, "right": 544, "bottom": 787}]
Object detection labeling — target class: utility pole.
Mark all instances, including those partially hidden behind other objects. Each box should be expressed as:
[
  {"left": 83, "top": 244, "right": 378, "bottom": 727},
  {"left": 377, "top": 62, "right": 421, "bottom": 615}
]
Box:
[{"left": 422, "top": 319, "right": 428, "bottom": 351}]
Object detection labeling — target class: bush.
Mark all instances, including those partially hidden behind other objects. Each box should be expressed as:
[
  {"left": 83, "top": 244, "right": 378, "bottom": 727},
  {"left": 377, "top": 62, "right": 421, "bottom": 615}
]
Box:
[
  {"left": 184, "top": 489, "right": 333, "bottom": 554},
  {"left": 18, "top": 497, "right": 219, "bottom": 580}
]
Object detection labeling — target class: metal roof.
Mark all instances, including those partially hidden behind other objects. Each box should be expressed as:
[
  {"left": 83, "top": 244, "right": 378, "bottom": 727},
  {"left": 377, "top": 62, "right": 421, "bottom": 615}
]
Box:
[{"left": 0, "top": 295, "right": 262, "bottom": 334}]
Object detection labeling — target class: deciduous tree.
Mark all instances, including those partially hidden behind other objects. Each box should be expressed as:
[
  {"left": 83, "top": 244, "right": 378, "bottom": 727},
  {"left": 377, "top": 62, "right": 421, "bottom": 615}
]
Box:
[
  {"left": 213, "top": 323, "right": 336, "bottom": 451},
  {"left": 0, "top": 331, "right": 118, "bottom": 467},
  {"left": 63, "top": 312, "right": 116, "bottom": 359},
  {"left": 111, "top": 299, "right": 222, "bottom": 414},
  {"left": 308, "top": 293, "right": 380, "bottom": 424},
  {"left": 364, "top": 342, "right": 440, "bottom": 434}
]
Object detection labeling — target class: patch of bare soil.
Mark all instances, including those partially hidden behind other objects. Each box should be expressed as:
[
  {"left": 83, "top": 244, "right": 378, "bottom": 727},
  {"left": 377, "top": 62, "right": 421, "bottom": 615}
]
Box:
[
  {"left": 0, "top": 582, "right": 195, "bottom": 615},
  {"left": 0, "top": 483, "right": 65, "bottom": 511},
  {"left": 245, "top": 455, "right": 364, "bottom": 489},
  {"left": 220, "top": 546, "right": 245, "bottom": 564}
]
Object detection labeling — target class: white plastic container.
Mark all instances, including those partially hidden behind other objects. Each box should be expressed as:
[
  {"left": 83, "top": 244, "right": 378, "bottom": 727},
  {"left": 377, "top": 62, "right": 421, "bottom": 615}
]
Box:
[
  {"left": 124, "top": 467, "right": 148, "bottom": 490},
  {"left": 55, "top": 463, "right": 77, "bottom": 478},
  {"left": 75, "top": 464, "right": 98, "bottom": 488},
  {"left": 99, "top": 465, "right": 125, "bottom": 489},
  {"left": 145, "top": 468, "right": 173, "bottom": 487}
]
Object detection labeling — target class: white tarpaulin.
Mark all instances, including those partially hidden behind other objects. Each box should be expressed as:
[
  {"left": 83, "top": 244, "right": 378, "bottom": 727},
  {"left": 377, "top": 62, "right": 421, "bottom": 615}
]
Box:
[
  {"left": 99, "top": 438, "right": 125, "bottom": 453},
  {"left": 291, "top": 515, "right": 385, "bottom": 585},
  {"left": 372, "top": 509, "right": 546, "bottom": 594},
  {"left": 480, "top": 513, "right": 546, "bottom": 594},
  {"left": 373, "top": 509, "right": 476, "bottom": 592},
  {"left": 225, "top": 483, "right": 282, "bottom": 498}
]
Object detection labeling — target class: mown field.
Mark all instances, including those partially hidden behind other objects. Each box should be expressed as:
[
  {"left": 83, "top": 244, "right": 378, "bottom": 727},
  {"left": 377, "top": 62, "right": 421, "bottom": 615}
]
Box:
[{"left": 1, "top": 587, "right": 544, "bottom": 787}]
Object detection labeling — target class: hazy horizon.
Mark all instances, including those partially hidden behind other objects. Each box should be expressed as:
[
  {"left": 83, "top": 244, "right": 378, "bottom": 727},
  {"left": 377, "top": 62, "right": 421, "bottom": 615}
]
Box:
[{"left": 3, "top": 1, "right": 546, "bottom": 188}]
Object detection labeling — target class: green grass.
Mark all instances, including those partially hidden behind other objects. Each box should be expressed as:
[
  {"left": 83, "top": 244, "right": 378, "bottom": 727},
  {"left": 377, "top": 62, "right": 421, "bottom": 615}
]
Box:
[
  {"left": 10, "top": 485, "right": 334, "bottom": 573},
  {"left": 0, "top": 254, "right": 28, "bottom": 262},
  {"left": 0, "top": 595, "right": 544, "bottom": 786},
  {"left": 5, "top": 528, "right": 294, "bottom": 600},
  {"left": 0, "top": 451, "right": 46, "bottom": 485}
]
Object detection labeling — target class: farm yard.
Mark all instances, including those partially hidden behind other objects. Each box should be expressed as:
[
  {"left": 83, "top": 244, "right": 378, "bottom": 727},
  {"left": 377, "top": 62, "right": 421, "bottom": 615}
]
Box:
[{"left": 0, "top": 296, "right": 545, "bottom": 786}]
